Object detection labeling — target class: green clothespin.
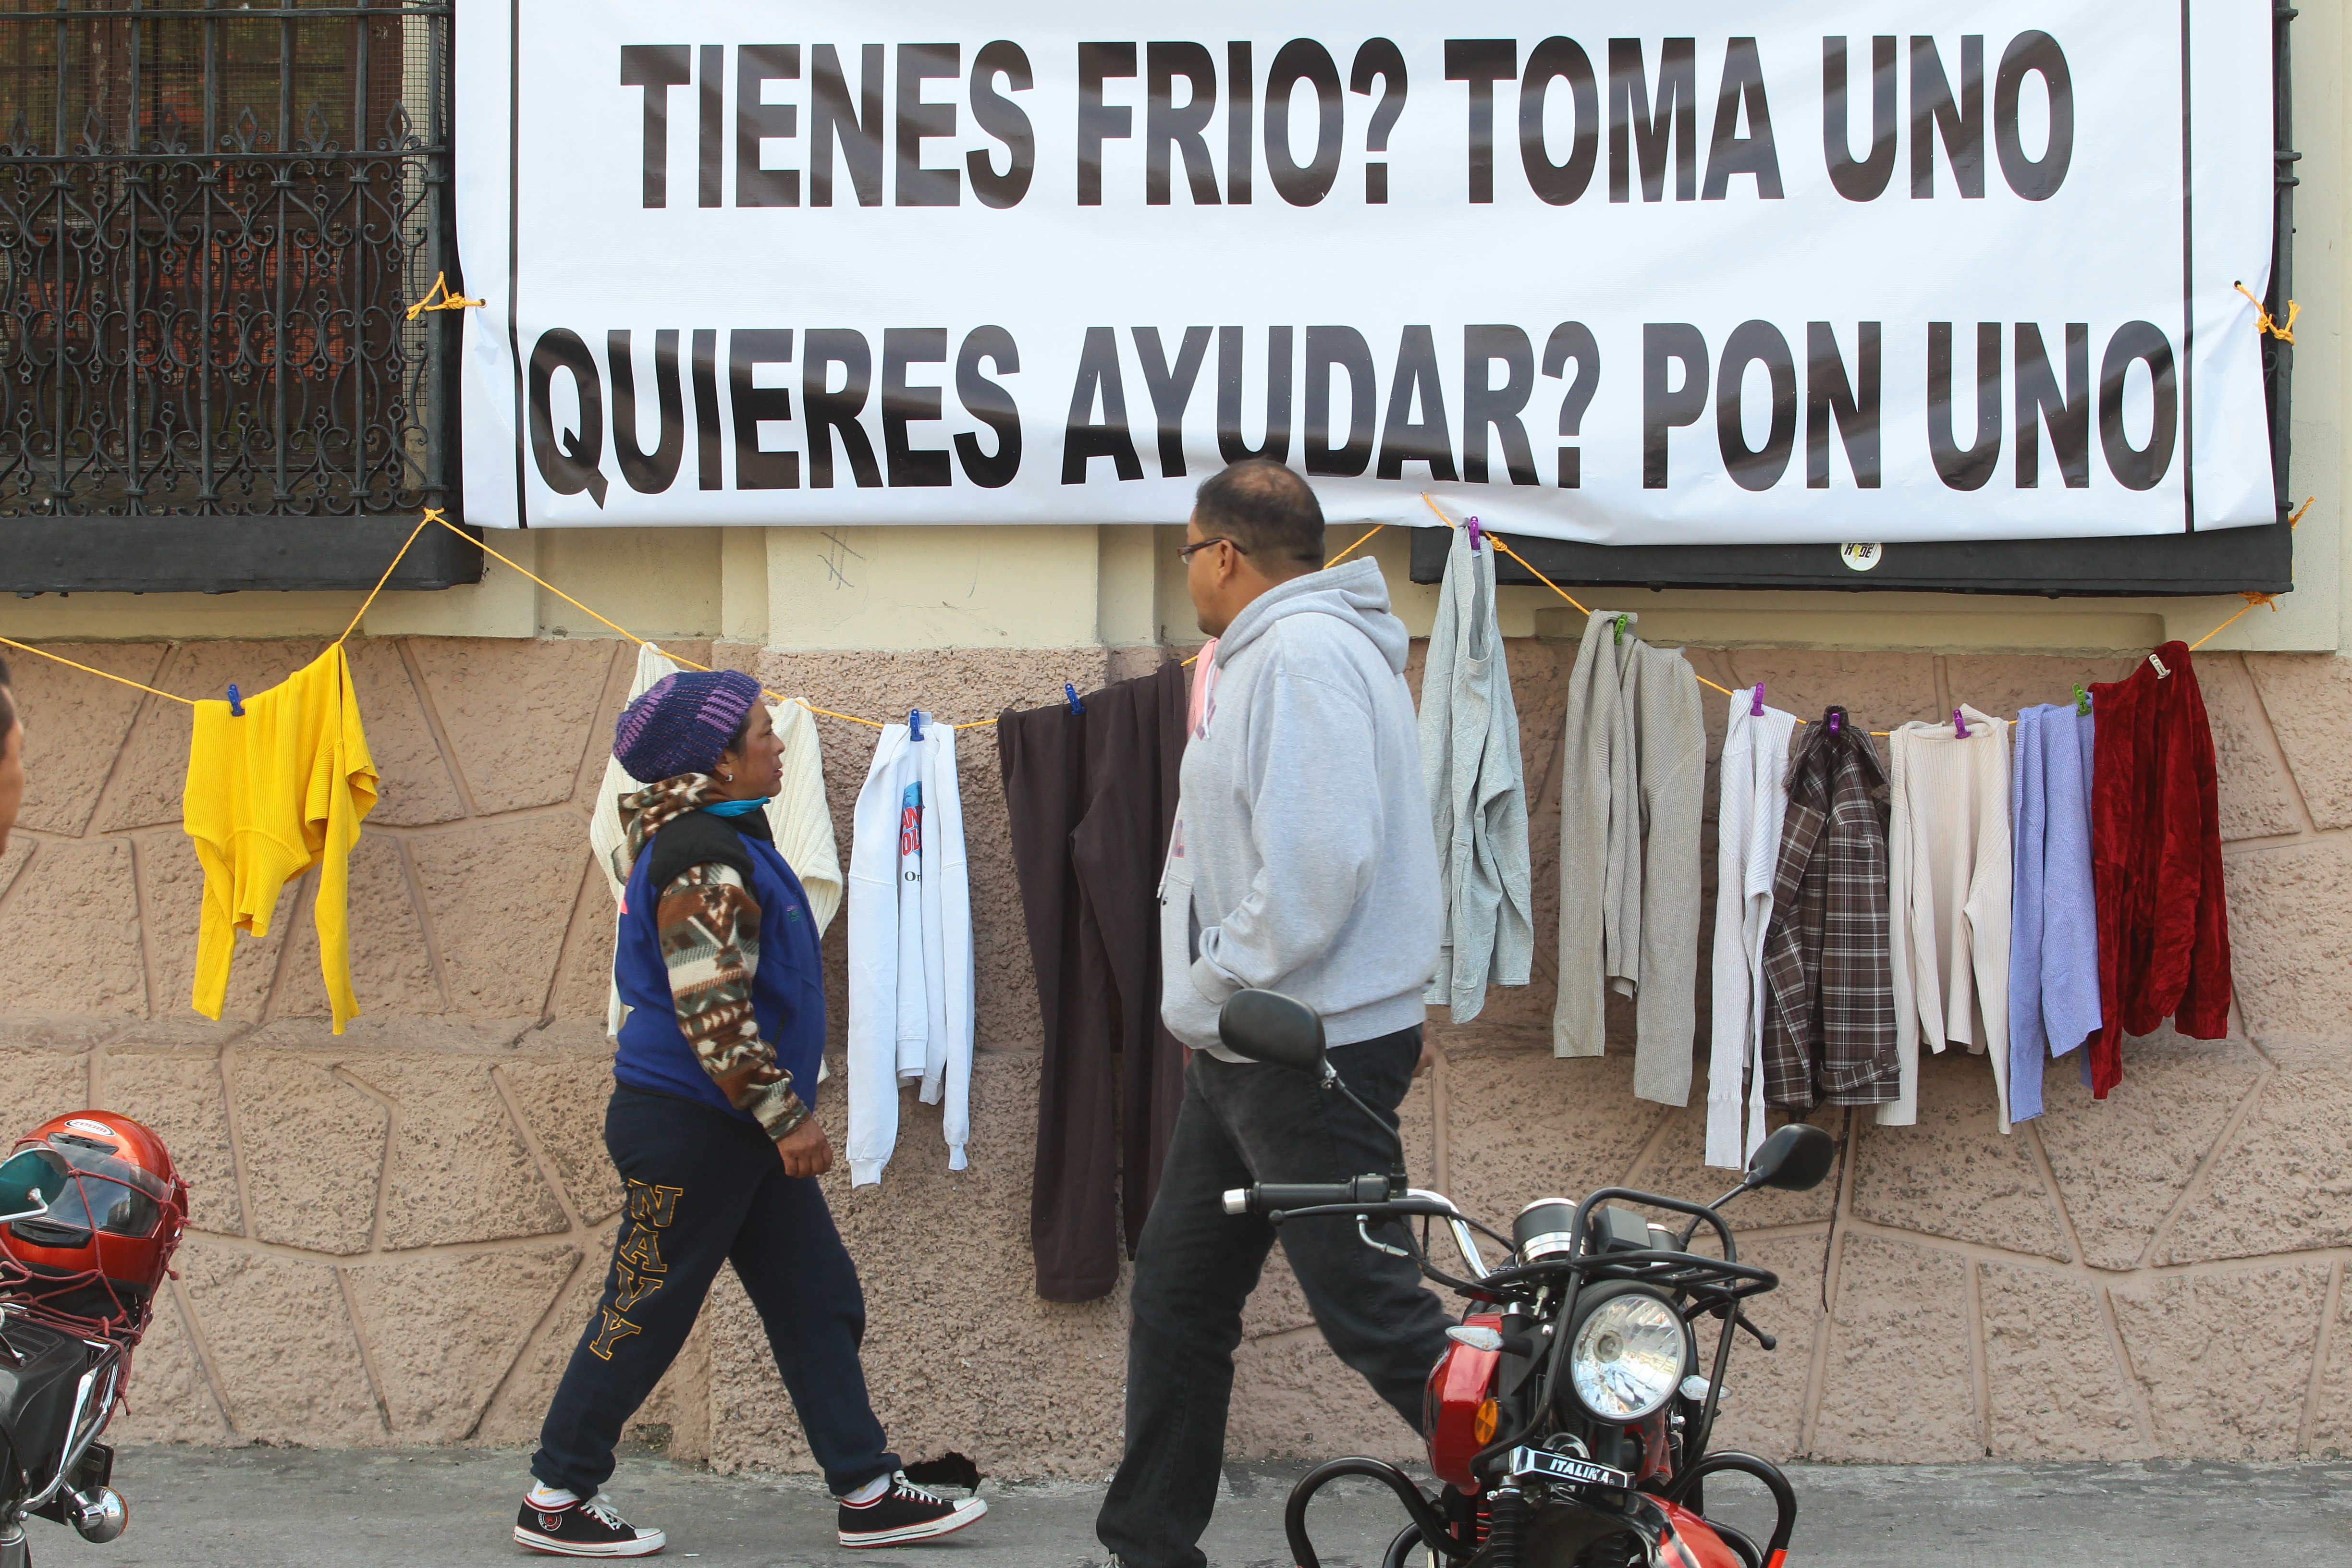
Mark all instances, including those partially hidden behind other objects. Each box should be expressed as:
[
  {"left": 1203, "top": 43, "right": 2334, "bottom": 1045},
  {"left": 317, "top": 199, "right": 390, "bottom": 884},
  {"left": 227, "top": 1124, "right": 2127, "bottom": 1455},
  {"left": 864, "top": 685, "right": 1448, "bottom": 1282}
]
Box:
[
  {"left": 1613, "top": 612, "right": 1629, "bottom": 646},
  {"left": 2073, "top": 684, "right": 2090, "bottom": 716}
]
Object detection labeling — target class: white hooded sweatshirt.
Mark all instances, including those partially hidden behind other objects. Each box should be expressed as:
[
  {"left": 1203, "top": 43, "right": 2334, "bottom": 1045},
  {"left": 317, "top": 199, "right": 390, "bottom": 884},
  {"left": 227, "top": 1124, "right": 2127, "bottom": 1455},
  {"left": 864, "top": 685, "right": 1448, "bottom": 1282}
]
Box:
[{"left": 845, "top": 713, "right": 973, "bottom": 1185}]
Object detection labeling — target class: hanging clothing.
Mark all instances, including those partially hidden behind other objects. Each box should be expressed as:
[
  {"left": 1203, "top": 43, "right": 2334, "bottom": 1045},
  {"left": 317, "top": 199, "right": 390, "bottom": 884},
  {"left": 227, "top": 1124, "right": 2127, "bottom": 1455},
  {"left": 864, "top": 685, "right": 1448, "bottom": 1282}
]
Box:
[
  {"left": 184, "top": 645, "right": 378, "bottom": 1032},
  {"left": 1419, "top": 525, "right": 1533, "bottom": 1022},
  {"left": 590, "top": 644, "right": 842, "bottom": 1037},
  {"left": 1554, "top": 610, "right": 1705, "bottom": 1107},
  {"left": 1705, "top": 688, "right": 1797, "bottom": 1169},
  {"left": 1881, "top": 705, "right": 2013, "bottom": 1131},
  {"left": 998, "top": 662, "right": 1189, "bottom": 1302},
  {"left": 845, "top": 714, "right": 973, "bottom": 1185},
  {"left": 1759, "top": 709, "right": 1897, "bottom": 1110},
  {"left": 1186, "top": 637, "right": 1219, "bottom": 739},
  {"left": 2009, "top": 703, "right": 2102, "bottom": 1123},
  {"left": 2086, "top": 643, "right": 2232, "bottom": 1095}
]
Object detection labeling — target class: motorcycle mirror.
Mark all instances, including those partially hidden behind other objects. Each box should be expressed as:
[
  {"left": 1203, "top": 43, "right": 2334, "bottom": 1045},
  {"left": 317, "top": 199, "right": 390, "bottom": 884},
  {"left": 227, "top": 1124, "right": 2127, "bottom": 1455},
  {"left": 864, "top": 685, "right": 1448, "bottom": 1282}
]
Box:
[
  {"left": 0, "top": 1148, "right": 54, "bottom": 1225},
  {"left": 1217, "top": 989, "right": 1329, "bottom": 1077},
  {"left": 1744, "top": 1122, "right": 1838, "bottom": 1193}
]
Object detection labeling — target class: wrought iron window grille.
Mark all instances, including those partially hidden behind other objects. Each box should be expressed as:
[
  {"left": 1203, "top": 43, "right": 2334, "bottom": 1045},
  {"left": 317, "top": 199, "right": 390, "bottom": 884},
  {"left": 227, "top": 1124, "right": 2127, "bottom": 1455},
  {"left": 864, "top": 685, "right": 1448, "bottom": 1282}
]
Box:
[{"left": 0, "top": 0, "right": 476, "bottom": 592}]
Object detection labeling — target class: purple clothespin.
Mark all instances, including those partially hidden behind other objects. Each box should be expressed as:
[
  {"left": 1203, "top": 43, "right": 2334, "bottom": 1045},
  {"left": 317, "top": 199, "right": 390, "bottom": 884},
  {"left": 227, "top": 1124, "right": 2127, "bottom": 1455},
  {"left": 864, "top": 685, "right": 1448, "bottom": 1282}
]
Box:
[
  {"left": 1828, "top": 710, "right": 1842, "bottom": 734},
  {"left": 1464, "top": 516, "right": 1483, "bottom": 552},
  {"left": 1953, "top": 708, "right": 1969, "bottom": 740},
  {"left": 1751, "top": 683, "right": 1765, "bottom": 718}
]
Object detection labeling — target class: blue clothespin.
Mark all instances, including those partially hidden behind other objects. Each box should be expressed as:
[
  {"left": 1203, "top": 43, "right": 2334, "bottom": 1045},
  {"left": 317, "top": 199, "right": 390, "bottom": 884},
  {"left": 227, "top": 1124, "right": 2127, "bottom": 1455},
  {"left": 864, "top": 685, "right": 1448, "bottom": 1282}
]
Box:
[
  {"left": 1751, "top": 683, "right": 1765, "bottom": 718},
  {"left": 2074, "top": 684, "right": 2091, "bottom": 716},
  {"left": 908, "top": 709, "right": 924, "bottom": 742},
  {"left": 1953, "top": 708, "right": 1969, "bottom": 740},
  {"left": 1064, "top": 683, "right": 1086, "bottom": 715},
  {"left": 1464, "top": 516, "right": 1482, "bottom": 552},
  {"left": 226, "top": 683, "right": 245, "bottom": 717}
]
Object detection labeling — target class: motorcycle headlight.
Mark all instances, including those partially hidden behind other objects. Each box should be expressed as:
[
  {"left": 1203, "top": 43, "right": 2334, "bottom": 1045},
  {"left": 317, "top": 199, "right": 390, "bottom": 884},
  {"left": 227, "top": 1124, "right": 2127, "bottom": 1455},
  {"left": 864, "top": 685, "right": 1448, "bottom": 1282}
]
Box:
[{"left": 1568, "top": 1286, "right": 1691, "bottom": 1422}]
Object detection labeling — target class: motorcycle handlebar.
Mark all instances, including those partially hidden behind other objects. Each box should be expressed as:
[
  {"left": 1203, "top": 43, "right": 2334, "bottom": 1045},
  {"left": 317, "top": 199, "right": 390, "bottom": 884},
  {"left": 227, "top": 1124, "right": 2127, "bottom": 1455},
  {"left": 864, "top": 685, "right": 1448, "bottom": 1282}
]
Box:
[{"left": 1221, "top": 1174, "right": 1394, "bottom": 1215}]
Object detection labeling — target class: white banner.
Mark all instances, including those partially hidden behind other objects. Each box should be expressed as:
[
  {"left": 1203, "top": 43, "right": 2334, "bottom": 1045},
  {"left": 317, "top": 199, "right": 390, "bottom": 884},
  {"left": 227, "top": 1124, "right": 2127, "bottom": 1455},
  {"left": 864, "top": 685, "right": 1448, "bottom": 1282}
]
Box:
[{"left": 456, "top": 1, "right": 2277, "bottom": 541}]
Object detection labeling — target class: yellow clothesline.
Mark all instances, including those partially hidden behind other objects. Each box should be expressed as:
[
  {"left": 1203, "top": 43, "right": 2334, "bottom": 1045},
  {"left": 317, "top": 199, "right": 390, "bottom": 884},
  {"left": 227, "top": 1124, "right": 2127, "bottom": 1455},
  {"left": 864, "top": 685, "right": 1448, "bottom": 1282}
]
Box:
[
  {"left": 1415, "top": 492, "right": 2315, "bottom": 737},
  {"left": 0, "top": 501, "right": 2317, "bottom": 735}
]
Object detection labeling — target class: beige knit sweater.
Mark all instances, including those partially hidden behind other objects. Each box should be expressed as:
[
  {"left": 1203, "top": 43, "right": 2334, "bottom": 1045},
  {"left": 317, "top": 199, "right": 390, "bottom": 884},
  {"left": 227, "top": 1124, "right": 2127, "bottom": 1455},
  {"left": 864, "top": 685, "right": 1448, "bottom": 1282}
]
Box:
[{"left": 1553, "top": 610, "right": 1705, "bottom": 1106}]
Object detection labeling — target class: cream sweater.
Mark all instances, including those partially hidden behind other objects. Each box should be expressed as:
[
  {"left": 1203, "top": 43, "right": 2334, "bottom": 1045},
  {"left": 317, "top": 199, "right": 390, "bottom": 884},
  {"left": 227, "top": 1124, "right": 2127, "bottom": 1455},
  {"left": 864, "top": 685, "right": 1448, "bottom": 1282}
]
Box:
[{"left": 1881, "top": 704, "right": 2013, "bottom": 1130}]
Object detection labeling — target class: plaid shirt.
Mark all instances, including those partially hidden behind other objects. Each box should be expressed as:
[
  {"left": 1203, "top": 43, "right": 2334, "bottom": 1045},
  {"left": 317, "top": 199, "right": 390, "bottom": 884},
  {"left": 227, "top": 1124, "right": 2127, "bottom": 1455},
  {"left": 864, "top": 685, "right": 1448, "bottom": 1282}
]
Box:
[{"left": 1760, "top": 710, "right": 1899, "bottom": 1108}]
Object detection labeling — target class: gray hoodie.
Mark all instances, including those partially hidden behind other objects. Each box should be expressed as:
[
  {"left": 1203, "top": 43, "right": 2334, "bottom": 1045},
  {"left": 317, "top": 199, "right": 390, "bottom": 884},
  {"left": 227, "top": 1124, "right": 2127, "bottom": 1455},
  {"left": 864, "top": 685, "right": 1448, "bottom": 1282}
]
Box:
[{"left": 1160, "top": 556, "right": 1443, "bottom": 1057}]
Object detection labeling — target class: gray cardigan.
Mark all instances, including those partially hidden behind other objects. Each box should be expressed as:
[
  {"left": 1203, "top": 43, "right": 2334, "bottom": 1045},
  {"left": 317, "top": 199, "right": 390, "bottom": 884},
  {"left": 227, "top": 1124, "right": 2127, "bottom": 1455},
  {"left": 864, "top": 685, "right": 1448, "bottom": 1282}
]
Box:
[{"left": 1418, "top": 526, "right": 1533, "bottom": 1022}]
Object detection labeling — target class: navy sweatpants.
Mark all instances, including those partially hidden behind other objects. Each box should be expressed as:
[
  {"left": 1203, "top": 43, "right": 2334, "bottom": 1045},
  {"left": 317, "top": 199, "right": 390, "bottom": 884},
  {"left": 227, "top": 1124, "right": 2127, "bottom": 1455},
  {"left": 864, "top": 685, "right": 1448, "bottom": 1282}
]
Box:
[{"left": 532, "top": 1086, "right": 899, "bottom": 1498}]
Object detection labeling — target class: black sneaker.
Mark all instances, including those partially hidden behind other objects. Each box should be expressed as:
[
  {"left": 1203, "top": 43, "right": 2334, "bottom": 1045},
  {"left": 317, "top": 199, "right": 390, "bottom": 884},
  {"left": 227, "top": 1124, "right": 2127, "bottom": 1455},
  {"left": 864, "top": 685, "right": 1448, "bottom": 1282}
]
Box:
[
  {"left": 514, "top": 1494, "right": 666, "bottom": 1557},
  {"left": 836, "top": 1471, "right": 989, "bottom": 1548}
]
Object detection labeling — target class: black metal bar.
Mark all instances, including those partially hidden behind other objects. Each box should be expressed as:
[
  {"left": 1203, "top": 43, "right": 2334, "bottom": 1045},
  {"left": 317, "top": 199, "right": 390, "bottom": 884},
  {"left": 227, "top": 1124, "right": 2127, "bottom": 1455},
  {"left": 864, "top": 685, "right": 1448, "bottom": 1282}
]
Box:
[
  {"left": 1411, "top": 521, "right": 2297, "bottom": 598},
  {"left": 0, "top": 516, "right": 481, "bottom": 592},
  {"left": 2271, "top": 6, "right": 2297, "bottom": 517},
  {"left": 20, "top": 6, "right": 451, "bottom": 17}
]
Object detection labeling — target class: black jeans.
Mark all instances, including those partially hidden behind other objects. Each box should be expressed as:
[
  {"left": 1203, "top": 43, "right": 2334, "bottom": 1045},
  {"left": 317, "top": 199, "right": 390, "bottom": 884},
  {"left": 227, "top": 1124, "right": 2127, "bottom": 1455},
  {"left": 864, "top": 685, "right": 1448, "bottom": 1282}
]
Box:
[
  {"left": 532, "top": 1087, "right": 899, "bottom": 1499},
  {"left": 1096, "top": 1027, "right": 1454, "bottom": 1568}
]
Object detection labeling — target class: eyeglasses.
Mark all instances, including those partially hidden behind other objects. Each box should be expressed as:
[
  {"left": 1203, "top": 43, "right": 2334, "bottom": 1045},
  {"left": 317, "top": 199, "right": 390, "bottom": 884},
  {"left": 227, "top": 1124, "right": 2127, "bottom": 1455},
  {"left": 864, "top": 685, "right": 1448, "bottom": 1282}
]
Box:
[{"left": 1176, "top": 538, "right": 1248, "bottom": 564}]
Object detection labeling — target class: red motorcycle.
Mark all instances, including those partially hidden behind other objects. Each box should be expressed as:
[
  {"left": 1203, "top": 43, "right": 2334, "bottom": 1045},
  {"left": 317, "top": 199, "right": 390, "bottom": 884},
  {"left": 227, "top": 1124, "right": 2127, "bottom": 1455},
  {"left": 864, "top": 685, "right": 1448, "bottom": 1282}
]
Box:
[
  {"left": 0, "top": 1111, "right": 187, "bottom": 1568},
  {"left": 1216, "top": 991, "right": 1834, "bottom": 1568}
]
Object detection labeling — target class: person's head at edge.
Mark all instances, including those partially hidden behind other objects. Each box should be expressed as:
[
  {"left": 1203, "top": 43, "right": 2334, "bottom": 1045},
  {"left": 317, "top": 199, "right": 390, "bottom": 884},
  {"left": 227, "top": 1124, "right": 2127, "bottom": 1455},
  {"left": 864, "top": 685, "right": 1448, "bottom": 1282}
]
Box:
[
  {"left": 1184, "top": 459, "right": 1327, "bottom": 638},
  {"left": 0, "top": 655, "right": 20, "bottom": 856}
]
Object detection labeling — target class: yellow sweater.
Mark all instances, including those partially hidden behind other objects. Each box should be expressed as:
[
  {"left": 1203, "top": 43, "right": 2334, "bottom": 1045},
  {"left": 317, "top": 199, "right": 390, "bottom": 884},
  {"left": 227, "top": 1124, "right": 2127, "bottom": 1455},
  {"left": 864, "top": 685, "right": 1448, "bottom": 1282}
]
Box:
[{"left": 183, "top": 646, "right": 379, "bottom": 1031}]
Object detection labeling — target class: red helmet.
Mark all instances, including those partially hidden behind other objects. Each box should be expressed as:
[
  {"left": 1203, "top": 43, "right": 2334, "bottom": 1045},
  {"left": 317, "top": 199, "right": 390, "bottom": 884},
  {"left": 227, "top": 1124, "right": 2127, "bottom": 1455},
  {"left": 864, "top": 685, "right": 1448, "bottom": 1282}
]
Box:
[{"left": 0, "top": 1111, "right": 187, "bottom": 1341}]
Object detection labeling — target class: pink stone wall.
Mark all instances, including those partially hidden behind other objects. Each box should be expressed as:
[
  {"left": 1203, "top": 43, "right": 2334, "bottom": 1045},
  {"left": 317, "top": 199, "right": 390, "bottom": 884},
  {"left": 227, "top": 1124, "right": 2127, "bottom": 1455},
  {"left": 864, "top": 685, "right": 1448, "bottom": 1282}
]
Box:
[{"left": 1, "top": 634, "right": 2348, "bottom": 1470}]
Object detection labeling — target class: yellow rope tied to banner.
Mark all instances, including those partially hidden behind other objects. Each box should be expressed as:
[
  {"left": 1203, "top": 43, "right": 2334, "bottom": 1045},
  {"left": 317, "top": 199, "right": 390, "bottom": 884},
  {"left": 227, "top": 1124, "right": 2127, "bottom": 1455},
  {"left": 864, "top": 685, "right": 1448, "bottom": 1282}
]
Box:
[
  {"left": 0, "top": 635, "right": 195, "bottom": 706},
  {"left": 404, "top": 272, "right": 486, "bottom": 321},
  {"left": 2234, "top": 281, "right": 2299, "bottom": 345},
  {"left": 0, "top": 503, "right": 2310, "bottom": 732}
]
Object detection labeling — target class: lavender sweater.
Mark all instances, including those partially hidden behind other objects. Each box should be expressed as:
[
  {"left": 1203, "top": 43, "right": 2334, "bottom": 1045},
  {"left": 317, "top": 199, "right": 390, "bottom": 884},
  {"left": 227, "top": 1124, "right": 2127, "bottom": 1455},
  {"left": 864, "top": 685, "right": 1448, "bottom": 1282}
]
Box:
[{"left": 2009, "top": 703, "right": 2101, "bottom": 1121}]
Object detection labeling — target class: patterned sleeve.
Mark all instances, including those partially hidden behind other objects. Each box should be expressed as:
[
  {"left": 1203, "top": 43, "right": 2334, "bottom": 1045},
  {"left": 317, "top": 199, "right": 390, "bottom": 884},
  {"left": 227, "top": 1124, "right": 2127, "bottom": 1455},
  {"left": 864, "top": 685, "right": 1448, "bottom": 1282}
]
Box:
[{"left": 654, "top": 862, "right": 811, "bottom": 1139}]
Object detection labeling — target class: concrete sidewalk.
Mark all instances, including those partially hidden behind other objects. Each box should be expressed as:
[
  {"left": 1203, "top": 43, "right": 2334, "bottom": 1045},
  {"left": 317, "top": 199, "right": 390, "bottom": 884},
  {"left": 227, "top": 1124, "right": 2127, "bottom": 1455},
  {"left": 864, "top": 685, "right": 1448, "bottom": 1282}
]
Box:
[{"left": 32, "top": 1444, "right": 2352, "bottom": 1567}]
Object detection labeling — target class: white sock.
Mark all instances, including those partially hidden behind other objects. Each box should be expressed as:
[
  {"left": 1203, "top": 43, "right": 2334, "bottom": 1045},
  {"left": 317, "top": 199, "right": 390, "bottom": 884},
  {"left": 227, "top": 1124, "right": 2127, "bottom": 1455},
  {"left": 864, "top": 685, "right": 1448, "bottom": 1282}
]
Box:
[
  {"left": 527, "top": 1483, "right": 579, "bottom": 1508},
  {"left": 842, "top": 1474, "right": 892, "bottom": 1505}
]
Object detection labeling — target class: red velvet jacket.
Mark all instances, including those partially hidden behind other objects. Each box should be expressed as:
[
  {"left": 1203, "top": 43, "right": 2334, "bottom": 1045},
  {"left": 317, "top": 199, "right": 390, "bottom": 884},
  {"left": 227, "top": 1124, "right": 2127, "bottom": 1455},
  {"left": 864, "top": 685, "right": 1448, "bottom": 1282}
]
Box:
[{"left": 2085, "top": 642, "right": 2232, "bottom": 1096}]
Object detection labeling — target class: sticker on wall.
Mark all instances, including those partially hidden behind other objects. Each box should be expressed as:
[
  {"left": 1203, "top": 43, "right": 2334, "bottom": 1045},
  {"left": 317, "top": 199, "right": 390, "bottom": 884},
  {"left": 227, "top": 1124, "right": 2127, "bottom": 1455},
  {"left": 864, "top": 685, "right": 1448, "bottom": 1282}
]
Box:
[{"left": 1840, "top": 544, "right": 1885, "bottom": 573}]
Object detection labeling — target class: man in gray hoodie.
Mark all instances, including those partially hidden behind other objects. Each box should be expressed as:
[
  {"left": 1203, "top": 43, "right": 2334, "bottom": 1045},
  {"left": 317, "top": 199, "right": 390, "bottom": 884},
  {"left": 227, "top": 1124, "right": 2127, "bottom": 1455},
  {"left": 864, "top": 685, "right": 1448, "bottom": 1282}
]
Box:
[{"left": 1097, "top": 461, "right": 1449, "bottom": 1568}]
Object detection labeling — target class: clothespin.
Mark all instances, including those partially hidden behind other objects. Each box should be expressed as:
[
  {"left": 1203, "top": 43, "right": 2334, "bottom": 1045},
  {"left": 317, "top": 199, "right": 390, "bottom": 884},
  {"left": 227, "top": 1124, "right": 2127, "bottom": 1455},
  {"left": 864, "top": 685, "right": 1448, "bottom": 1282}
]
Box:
[
  {"left": 2147, "top": 653, "right": 2170, "bottom": 679},
  {"left": 1613, "top": 612, "right": 1629, "bottom": 646},
  {"left": 1751, "top": 683, "right": 1765, "bottom": 718},
  {"left": 1828, "top": 710, "right": 1842, "bottom": 734},
  {"left": 1464, "top": 516, "right": 1483, "bottom": 552},
  {"left": 2074, "top": 684, "right": 2091, "bottom": 716},
  {"left": 908, "top": 709, "right": 925, "bottom": 741},
  {"left": 1064, "top": 683, "right": 1086, "bottom": 715},
  {"left": 226, "top": 683, "right": 244, "bottom": 717},
  {"left": 1953, "top": 708, "right": 1969, "bottom": 740}
]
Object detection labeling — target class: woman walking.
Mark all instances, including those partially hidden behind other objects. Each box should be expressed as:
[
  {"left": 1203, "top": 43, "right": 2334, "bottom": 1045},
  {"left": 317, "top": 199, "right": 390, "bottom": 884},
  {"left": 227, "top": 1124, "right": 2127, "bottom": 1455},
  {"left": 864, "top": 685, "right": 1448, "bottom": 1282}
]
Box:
[{"left": 515, "top": 669, "right": 986, "bottom": 1556}]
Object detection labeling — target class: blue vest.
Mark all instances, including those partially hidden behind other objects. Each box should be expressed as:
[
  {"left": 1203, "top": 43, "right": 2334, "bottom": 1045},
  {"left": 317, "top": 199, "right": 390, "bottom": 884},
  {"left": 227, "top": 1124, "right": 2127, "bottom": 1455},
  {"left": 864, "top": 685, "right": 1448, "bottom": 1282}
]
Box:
[{"left": 612, "top": 807, "right": 826, "bottom": 1121}]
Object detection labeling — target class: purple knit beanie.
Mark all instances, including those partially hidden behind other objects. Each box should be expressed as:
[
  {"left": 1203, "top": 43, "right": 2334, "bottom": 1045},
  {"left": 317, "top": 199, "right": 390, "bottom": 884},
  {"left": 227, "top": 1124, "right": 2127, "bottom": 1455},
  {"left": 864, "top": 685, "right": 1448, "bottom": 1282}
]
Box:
[{"left": 613, "top": 669, "right": 763, "bottom": 783}]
